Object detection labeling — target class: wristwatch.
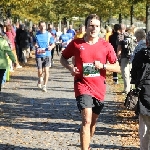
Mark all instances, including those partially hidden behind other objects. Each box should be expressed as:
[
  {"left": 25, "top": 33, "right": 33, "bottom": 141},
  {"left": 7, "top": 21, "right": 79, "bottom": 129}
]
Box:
[{"left": 103, "top": 64, "right": 106, "bottom": 70}]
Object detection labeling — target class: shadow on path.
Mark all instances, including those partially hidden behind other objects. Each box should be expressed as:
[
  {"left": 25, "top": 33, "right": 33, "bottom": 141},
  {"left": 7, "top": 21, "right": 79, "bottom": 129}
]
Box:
[
  {"left": 0, "top": 144, "right": 48, "bottom": 150},
  {"left": 0, "top": 92, "right": 134, "bottom": 137}
]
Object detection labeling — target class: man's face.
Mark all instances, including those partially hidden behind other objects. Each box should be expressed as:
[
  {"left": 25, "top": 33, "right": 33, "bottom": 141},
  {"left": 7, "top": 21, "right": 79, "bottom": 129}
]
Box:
[
  {"left": 80, "top": 26, "right": 85, "bottom": 33},
  {"left": 6, "top": 19, "right": 10, "bottom": 25},
  {"left": 39, "top": 22, "right": 46, "bottom": 32},
  {"left": 63, "top": 28, "right": 67, "bottom": 33},
  {"left": 69, "top": 25, "right": 72, "bottom": 29},
  {"left": 86, "top": 18, "right": 100, "bottom": 38}
]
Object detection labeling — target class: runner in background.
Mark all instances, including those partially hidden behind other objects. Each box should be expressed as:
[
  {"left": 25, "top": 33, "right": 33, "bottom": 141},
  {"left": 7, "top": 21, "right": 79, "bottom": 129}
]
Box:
[
  {"left": 59, "top": 27, "right": 72, "bottom": 51},
  {"left": 34, "top": 21, "right": 55, "bottom": 92},
  {"left": 67, "top": 25, "right": 76, "bottom": 39}
]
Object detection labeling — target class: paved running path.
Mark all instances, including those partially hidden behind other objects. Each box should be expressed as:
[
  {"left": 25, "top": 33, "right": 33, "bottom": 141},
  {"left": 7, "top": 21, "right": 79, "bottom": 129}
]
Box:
[{"left": 0, "top": 56, "right": 137, "bottom": 150}]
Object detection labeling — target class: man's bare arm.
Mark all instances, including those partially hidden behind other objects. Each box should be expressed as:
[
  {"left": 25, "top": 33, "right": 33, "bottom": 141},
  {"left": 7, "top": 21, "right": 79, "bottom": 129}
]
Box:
[
  {"left": 105, "top": 61, "right": 121, "bottom": 73},
  {"left": 60, "top": 55, "right": 73, "bottom": 71},
  {"left": 94, "top": 61, "right": 121, "bottom": 73},
  {"left": 48, "top": 43, "right": 55, "bottom": 50}
]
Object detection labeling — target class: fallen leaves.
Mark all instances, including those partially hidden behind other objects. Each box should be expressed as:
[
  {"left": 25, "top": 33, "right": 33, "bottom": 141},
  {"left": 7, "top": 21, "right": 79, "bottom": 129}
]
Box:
[{"left": 106, "top": 71, "right": 140, "bottom": 148}]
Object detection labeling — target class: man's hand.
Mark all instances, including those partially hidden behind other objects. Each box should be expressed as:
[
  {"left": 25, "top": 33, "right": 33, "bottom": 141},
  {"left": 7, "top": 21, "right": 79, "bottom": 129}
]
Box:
[
  {"left": 62, "top": 42, "right": 67, "bottom": 46},
  {"left": 70, "top": 66, "right": 80, "bottom": 76},
  {"left": 117, "top": 53, "right": 121, "bottom": 59},
  {"left": 94, "top": 61, "right": 103, "bottom": 70},
  {"left": 48, "top": 46, "right": 52, "bottom": 51},
  {"left": 35, "top": 44, "right": 38, "bottom": 49}
]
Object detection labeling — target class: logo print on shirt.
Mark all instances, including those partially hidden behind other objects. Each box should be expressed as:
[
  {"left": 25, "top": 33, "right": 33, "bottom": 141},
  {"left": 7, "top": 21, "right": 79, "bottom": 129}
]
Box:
[{"left": 80, "top": 46, "right": 85, "bottom": 50}]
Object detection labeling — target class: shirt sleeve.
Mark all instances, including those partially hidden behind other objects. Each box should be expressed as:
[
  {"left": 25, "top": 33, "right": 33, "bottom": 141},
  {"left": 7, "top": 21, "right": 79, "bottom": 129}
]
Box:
[
  {"left": 62, "top": 40, "right": 75, "bottom": 59},
  {"left": 3, "top": 40, "right": 16, "bottom": 62},
  {"left": 49, "top": 37, "right": 54, "bottom": 44},
  {"left": 33, "top": 34, "right": 37, "bottom": 43},
  {"left": 73, "top": 30, "right": 76, "bottom": 36},
  {"left": 106, "top": 42, "right": 117, "bottom": 64},
  {"left": 69, "top": 34, "right": 72, "bottom": 40}
]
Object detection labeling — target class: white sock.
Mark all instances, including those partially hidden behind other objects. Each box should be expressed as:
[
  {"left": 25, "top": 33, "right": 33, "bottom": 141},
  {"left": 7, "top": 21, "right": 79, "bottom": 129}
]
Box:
[{"left": 39, "top": 77, "right": 43, "bottom": 83}]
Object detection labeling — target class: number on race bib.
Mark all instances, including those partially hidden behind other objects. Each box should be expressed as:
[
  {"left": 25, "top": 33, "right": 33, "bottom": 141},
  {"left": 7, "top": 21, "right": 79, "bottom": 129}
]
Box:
[{"left": 83, "top": 63, "right": 100, "bottom": 77}]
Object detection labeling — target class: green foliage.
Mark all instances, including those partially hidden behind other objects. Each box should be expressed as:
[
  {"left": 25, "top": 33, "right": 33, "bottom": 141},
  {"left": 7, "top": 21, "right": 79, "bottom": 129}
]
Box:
[{"left": 0, "top": 0, "right": 147, "bottom": 24}]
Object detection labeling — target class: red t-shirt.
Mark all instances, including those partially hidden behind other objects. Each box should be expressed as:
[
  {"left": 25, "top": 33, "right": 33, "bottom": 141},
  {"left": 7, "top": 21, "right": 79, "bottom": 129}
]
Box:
[{"left": 62, "top": 38, "right": 117, "bottom": 101}]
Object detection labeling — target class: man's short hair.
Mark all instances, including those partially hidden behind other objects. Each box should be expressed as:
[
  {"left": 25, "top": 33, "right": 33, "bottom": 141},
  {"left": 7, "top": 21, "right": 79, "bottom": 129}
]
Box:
[
  {"left": 20, "top": 24, "right": 25, "bottom": 30},
  {"left": 114, "top": 24, "right": 121, "bottom": 31},
  {"left": 85, "top": 14, "right": 100, "bottom": 28},
  {"left": 38, "top": 21, "right": 45, "bottom": 27}
]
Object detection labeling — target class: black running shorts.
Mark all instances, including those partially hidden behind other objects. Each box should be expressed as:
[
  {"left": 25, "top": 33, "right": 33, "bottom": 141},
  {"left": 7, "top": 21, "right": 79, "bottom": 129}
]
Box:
[{"left": 76, "top": 94, "right": 104, "bottom": 115}]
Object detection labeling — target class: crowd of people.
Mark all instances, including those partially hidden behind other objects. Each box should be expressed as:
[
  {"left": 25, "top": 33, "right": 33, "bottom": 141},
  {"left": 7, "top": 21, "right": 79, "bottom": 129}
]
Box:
[{"left": 0, "top": 15, "right": 150, "bottom": 150}]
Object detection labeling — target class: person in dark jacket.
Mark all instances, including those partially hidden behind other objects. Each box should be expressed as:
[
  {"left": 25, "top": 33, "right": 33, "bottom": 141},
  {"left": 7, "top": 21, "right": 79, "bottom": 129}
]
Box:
[
  {"left": 109, "top": 24, "right": 121, "bottom": 84},
  {"left": 131, "top": 31, "right": 150, "bottom": 150},
  {"left": 16, "top": 24, "right": 23, "bottom": 62},
  {"left": 138, "top": 31, "right": 150, "bottom": 150},
  {"left": 19, "top": 24, "right": 31, "bottom": 64}
]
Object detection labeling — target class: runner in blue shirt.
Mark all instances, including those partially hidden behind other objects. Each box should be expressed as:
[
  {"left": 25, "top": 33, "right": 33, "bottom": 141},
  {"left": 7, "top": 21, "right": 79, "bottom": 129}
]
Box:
[
  {"left": 67, "top": 25, "right": 76, "bottom": 39},
  {"left": 34, "top": 21, "right": 55, "bottom": 92},
  {"left": 59, "top": 27, "right": 71, "bottom": 51}
]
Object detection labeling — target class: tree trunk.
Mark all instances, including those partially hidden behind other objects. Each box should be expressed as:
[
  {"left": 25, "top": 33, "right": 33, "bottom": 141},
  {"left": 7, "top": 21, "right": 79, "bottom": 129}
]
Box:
[{"left": 146, "top": 2, "right": 150, "bottom": 33}]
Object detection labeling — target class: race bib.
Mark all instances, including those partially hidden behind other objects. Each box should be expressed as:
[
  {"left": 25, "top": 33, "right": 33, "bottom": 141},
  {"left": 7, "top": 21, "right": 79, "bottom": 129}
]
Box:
[
  {"left": 37, "top": 48, "right": 46, "bottom": 55},
  {"left": 83, "top": 63, "right": 100, "bottom": 77}
]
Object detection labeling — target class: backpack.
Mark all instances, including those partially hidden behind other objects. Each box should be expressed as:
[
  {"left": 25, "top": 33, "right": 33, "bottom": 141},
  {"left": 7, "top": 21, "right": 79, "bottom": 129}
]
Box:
[{"left": 121, "top": 33, "right": 136, "bottom": 58}]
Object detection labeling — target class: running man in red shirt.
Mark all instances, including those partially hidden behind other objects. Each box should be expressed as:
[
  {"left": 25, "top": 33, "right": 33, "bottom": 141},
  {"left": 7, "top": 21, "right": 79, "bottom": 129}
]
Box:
[{"left": 60, "top": 14, "right": 120, "bottom": 150}]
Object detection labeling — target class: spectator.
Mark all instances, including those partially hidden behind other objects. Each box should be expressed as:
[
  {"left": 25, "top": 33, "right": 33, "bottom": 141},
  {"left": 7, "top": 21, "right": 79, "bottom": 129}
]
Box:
[
  {"left": 0, "top": 27, "right": 16, "bottom": 92},
  {"left": 109, "top": 24, "right": 121, "bottom": 84},
  {"left": 130, "top": 28, "right": 147, "bottom": 62},
  {"left": 16, "top": 24, "right": 23, "bottom": 62},
  {"left": 18, "top": 24, "right": 31, "bottom": 64},
  {"left": 99, "top": 27, "right": 106, "bottom": 39},
  {"left": 5, "top": 24, "right": 22, "bottom": 69},
  {"left": 74, "top": 24, "right": 85, "bottom": 39},
  {"left": 105, "top": 26, "right": 112, "bottom": 41},
  {"left": 117, "top": 24, "right": 133, "bottom": 94},
  {"left": 131, "top": 31, "right": 150, "bottom": 150}
]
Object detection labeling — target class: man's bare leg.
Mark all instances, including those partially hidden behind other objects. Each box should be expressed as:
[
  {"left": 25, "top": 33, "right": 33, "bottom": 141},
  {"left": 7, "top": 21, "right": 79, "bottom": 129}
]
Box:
[
  {"left": 90, "top": 113, "right": 99, "bottom": 139},
  {"left": 80, "top": 108, "right": 92, "bottom": 150},
  {"left": 38, "top": 69, "right": 43, "bottom": 83},
  {"left": 43, "top": 67, "right": 49, "bottom": 86}
]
